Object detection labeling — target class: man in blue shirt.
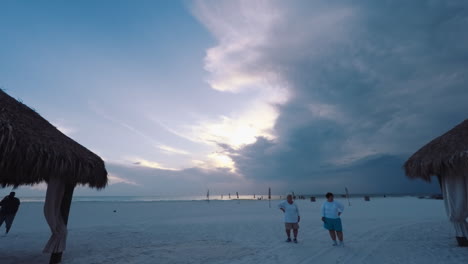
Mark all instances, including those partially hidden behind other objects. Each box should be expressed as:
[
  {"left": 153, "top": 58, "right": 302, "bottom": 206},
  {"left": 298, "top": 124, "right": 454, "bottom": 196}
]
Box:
[{"left": 278, "top": 194, "right": 300, "bottom": 243}]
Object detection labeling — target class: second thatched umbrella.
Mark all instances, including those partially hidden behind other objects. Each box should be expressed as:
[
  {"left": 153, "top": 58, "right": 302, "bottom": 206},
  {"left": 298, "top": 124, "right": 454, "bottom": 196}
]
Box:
[
  {"left": 404, "top": 119, "right": 468, "bottom": 247},
  {"left": 0, "top": 89, "right": 108, "bottom": 262}
]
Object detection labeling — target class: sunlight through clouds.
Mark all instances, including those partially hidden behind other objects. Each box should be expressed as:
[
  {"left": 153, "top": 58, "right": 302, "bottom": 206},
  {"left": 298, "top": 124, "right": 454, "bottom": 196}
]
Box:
[
  {"left": 192, "top": 153, "right": 236, "bottom": 172},
  {"left": 191, "top": 0, "right": 290, "bottom": 155},
  {"left": 3, "top": 0, "right": 463, "bottom": 195},
  {"left": 207, "top": 152, "right": 235, "bottom": 171},
  {"left": 192, "top": 102, "right": 278, "bottom": 149}
]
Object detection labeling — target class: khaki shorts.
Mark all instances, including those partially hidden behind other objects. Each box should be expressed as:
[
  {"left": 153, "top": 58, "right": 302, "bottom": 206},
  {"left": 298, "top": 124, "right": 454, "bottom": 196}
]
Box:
[{"left": 285, "top": 223, "right": 299, "bottom": 230}]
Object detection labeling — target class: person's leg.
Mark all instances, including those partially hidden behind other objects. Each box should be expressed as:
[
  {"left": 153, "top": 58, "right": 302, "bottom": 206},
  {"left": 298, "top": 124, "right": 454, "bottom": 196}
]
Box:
[
  {"left": 285, "top": 226, "right": 292, "bottom": 241},
  {"left": 284, "top": 223, "right": 292, "bottom": 241},
  {"left": 336, "top": 219, "right": 344, "bottom": 242},
  {"left": 292, "top": 223, "right": 299, "bottom": 240},
  {"left": 337, "top": 231, "right": 343, "bottom": 241},
  {"left": 293, "top": 228, "right": 299, "bottom": 242},
  {"left": 0, "top": 214, "right": 6, "bottom": 231},
  {"left": 324, "top": 218, "right": 337, "bottom": 245},
  {"left": 329, "top": 230, "right": 338, "bottom": 245},
  {"left": 5, "top": 214, "right": 15, "bottom": 234}
]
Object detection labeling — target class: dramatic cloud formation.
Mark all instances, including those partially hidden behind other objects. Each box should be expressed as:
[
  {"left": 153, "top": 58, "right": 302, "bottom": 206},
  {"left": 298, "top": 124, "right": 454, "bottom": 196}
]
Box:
[
  {"left": 77, "top": 162, "right": 249, "bottom": 196},
  {"left": 4, "top": 1, "right": 467, "bottom": 196},
  {"left": 191, "top": 0, "right": 468, "bottom": 193}
]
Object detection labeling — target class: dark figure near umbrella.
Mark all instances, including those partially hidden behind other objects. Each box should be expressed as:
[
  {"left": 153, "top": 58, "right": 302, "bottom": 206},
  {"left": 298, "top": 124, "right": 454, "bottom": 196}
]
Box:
[{"left": 0, "top": 192, "right": 20, "bottom": 234}]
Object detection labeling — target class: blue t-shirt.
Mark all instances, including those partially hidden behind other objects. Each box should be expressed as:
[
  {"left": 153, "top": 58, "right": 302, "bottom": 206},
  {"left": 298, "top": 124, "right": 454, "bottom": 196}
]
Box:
[
  {"left": 321, "top": 200, "right": 344, "bottom": 219},
  {"left": 278, "top": 201, "right": 300, "bottom": 223}
]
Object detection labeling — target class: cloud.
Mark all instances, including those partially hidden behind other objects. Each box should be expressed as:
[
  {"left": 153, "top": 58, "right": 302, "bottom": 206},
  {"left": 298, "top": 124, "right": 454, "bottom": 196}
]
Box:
[
  {"left": 78, "top": 162, "right": 249, "bottom": 196},
  {"left": 190, "top": 103, "right": 278, "bottom": 148},
  {"left": 193, "top": 0, "right": 285, "bottom": 95},
  {"left": 189, "top": 0, "right": 291, "bottom": 153},
  {"left": 89, "top": 102, "right": 161, "bottom": 146},
  {"left": 51, "top": 120, "right": 77, "bottom": 136},
  {"left": 156, "top": 144, "right": 190, "bottom": 156},
  {"left": 192, "top": 0, "right": 468, "bottom": 193},
  {"left": 226, "top": 139, "right": 439, "bottom": 194},
  {"left": 130, "top": 158, "right": 178, "bottom": 171},
  {"left": 108, "top": 174, "right": 139, "bottom": 186}
]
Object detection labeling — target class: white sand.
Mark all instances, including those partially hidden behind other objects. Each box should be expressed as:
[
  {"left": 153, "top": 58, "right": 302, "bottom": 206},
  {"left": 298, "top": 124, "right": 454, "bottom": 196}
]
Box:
[{"left": 1, "top": 197, "right": 467, "bottom": 264}]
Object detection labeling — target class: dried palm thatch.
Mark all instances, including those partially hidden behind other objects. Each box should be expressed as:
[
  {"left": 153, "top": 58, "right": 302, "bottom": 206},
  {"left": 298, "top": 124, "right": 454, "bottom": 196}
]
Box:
[
  {"left": 404, "top": 119, "right": 468, "bottom": 181},
  {"left": 0, "top": 89, "right": 107, "bottom": 188}
]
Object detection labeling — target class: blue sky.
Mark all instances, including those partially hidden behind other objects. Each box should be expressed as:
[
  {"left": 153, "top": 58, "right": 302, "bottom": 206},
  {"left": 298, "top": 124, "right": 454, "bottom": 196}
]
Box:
[{"left": 2, "top": 0, "right": 467, "bottom": 196}]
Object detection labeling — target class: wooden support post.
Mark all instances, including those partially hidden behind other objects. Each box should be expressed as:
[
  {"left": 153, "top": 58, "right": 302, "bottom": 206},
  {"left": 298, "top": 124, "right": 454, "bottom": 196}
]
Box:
[{"left": 49, "top": 184, "right": 75, "bottom": 264}]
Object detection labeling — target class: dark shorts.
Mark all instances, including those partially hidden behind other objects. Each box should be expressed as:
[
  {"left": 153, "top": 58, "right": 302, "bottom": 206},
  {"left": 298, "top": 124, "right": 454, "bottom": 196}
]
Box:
[
  {"left": 285, "top": 222, "right": 299, "bottom": 230},
  {"left": 323, "top": 217, "right": 342, "bottom": 231}
]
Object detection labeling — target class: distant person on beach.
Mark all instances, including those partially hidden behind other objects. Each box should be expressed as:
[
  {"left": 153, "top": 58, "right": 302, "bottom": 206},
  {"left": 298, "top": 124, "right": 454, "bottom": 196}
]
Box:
[
  {"left": 0, "top": 192, "right": 20, "bottom": 234},
  {"left": 278, "top": 194, "right": 300, "bottom": 243},
  {"left": 321, "top": 192, "right": 344, "bottom": 246}
]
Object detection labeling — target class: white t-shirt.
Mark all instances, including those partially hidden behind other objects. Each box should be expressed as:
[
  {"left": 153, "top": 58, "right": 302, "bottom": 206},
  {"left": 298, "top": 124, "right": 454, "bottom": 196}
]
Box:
[
  {"left": 278, "top": 201, "right": 300, "bottom": 223},
  {"left": 321, "top": 200, "right": 344, "bottom": 219}
]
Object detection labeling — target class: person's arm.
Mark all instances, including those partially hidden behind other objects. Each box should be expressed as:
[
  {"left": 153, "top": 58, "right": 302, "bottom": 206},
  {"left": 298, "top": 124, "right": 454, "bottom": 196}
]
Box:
[
  {"left": 337, "top": 201, "right": 344, "bottom": 216},
  {"left": 278, "top": 201, "right": 285, "bottom": 212},
  {"left": 321, "top": 203, "right": 326, "bottom": 222},
  {"left": 296, "top": 204, "right": 300, "bottom": 222}
]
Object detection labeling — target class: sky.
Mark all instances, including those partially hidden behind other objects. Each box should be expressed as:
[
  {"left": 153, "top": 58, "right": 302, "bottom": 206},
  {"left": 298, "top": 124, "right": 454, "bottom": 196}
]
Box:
[{"left": 1, "top": 0, "right": 467, "bottom": 196}]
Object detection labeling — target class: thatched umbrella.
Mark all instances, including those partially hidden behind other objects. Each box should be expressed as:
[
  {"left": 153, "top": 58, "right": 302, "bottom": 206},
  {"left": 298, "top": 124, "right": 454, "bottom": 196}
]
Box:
[
  {"left": 0, "top": 89, "right": 108, "bottom": 262},
  {"left": 404, "top": 119, "right": 468, "bottom": 247}
]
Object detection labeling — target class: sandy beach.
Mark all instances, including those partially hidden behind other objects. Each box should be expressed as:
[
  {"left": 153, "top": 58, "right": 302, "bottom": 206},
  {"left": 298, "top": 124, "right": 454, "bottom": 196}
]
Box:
[{"left": 1, "top": 197, "right": 467, "bottom": 264}]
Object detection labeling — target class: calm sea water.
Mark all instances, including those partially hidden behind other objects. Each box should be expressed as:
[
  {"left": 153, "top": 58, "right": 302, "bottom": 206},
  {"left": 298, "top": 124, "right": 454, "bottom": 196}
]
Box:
[
  {"left": 17, "top": 193, "right": 423, "bottom": 203},
  {"left": 19, "top": 195, "right": 285, "bottom": 203}
]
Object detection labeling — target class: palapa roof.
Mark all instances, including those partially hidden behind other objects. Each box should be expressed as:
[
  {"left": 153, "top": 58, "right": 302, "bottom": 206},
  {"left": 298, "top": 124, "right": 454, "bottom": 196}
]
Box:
[
  {"left": 404, "top": 119, "right": 468, "bottom": 181},
  {"left": 0, "top": 89, "right": 107, "bottom": 188}
]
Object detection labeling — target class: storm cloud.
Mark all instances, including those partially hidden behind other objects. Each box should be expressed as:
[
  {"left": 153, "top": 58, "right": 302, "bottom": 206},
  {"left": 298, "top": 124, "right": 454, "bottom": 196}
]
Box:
[
  {"left": 195, "top": 0, "right": 468, "bottom": 193},
  {"left": 6, "top": 1, "right": 468, "bottom": 196}
]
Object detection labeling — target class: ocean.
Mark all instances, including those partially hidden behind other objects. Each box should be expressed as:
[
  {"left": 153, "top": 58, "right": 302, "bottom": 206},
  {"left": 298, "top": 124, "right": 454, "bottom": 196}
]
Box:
[
  {"left": 19, "top": 195, "right": 284, "bottom": 203},
  {"left": 17, "top": 193, "right": 429, "bottom": 203}
]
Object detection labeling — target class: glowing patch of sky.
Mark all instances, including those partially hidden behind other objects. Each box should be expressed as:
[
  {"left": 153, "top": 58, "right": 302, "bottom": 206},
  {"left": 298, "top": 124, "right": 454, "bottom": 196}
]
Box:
[
  {"left": 0, "top": 0, "right": 284, "bottom": 178},
  {"left": 2, "top": 0, "right": 460, "bottom": 196}
]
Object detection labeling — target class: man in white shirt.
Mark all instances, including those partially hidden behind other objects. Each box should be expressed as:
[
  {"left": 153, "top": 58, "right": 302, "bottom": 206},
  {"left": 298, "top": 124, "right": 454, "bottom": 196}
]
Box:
[
  {"left": 278, "top": 194, "right": 300, "bottom": 243},
  {"left": 321, "top": 192, "right": 344, "bottom": 246}
]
